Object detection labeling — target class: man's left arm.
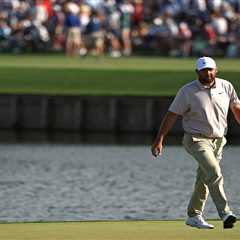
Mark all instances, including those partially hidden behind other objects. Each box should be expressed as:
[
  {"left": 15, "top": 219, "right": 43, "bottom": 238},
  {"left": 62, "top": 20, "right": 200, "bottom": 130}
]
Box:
[{"left": 230, "top": 103, "right": 240, "bottom": 125}]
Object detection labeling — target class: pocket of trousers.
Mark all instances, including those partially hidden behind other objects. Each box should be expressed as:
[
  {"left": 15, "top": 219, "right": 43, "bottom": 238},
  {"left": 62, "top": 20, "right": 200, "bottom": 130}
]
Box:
[
  {"left": 183, "top": 135, "right": 209, "bottom": 154},
  {"left": 215, "top": 137, "right": 227, "bottom": 160}
]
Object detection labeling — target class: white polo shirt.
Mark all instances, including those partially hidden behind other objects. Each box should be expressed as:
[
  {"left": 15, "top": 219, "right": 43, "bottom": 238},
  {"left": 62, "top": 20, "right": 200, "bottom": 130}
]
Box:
[{"left": 169, "top": 78, "right": 240, "bottom": 138}]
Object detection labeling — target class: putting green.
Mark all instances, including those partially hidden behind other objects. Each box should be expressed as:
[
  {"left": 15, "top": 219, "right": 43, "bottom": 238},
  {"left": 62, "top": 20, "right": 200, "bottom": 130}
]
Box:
[{"left": 0, "top": 220, "right": 238, "bottom": 240}]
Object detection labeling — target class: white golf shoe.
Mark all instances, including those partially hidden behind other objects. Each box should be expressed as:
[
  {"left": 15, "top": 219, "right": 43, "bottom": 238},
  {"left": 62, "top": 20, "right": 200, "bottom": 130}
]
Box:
[{"left": 186, "top": 215, "right": 214, "bottom": 229}]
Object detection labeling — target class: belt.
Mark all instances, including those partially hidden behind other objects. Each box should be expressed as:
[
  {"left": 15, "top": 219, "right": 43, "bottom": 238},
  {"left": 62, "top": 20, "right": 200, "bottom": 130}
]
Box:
[{"left": 185, "top": 133, "right": 222, "bottom": 139}]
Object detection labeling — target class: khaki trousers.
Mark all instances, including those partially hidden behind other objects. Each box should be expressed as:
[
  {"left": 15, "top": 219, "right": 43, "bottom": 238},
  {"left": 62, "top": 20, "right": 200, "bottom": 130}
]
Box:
[{"left": 183, "top": 133, "right": 231, "bottom": 219}]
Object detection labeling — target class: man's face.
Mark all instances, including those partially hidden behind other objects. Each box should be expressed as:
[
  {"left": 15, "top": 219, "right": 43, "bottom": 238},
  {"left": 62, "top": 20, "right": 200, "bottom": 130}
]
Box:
[{"left": 197, "top": 68, "right": 217, "bottom": 86}]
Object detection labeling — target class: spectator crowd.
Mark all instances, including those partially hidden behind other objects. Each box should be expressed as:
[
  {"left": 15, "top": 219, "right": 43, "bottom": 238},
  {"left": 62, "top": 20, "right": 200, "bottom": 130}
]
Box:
[{"left": 1, "top": 0, "right": 240, "bottom": 57}]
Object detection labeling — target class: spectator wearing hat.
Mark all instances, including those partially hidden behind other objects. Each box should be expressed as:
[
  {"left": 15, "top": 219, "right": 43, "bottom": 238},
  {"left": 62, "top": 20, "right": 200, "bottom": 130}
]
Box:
[{"left": 64, "top": 1, "right": 81, "bottom": 57}]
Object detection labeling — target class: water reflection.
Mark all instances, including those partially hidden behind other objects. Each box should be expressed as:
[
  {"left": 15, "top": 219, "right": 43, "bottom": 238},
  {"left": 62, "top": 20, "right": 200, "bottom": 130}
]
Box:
[
  {"left": 1, "top": 130, "right": 240, "bottom": 145},
  {"left": 0, "top": 130, "right": 157, "bottom": 145}
]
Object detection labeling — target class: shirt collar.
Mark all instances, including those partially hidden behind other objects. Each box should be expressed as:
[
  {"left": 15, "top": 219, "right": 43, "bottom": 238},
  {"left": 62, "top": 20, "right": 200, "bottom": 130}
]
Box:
[{"left": 196, "top": 79, "right": 217, "bottom": 90}]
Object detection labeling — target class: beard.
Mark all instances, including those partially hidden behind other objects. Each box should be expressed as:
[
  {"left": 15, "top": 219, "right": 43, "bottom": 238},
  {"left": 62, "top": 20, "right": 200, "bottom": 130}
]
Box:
[{"left": 199, "top": 76, "right": 215, "bottom": 86}]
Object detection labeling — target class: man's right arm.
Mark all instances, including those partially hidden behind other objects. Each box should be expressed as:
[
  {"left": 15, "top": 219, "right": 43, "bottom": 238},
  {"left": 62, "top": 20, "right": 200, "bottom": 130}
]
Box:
[
  {"left": 151, "top": 111, "right": 179, "bottom": 157},
  {"left": 230, "top": 102, "right": 240, "bottom": 125}
]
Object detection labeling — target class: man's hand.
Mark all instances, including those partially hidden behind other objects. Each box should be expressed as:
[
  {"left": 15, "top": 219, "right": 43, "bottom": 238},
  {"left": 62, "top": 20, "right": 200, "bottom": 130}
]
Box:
[
  {"left": 151, "top": 111, "right": 178, "bottom": 158},
  {"left": 151, "top": 141, "right": 163, "bottom": 157}
]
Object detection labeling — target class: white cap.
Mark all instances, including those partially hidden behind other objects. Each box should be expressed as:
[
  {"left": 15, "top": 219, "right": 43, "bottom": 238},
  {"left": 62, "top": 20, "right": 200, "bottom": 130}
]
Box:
[{"left": 196, "top": 57, "right": 216, "bottom": 71}]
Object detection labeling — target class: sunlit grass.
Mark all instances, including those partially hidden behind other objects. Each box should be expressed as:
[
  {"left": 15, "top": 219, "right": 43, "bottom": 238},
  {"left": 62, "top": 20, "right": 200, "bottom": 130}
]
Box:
[
  {"left": 0, "top": 220, "right": 239, "bottom": 240},
  {"left": 0, "top": 55, "right": 239, "bottom": 96}
]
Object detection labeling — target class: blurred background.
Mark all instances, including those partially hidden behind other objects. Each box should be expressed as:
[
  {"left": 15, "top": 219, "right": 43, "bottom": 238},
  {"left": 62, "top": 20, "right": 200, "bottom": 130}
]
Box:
[
  {"left": 0, "top": 0, "right": 240, "bottom": 223},
  {"left": 1, "top": 0, "right": 240, "bottom": 57}
]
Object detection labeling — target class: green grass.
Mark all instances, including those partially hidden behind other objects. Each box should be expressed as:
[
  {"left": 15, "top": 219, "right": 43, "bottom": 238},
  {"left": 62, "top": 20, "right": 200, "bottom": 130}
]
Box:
[
  {"left": 1, "top": 54, "right": 240, "bottom": 71},
  {"left": 0, "top": 220, "right": 239, "bottom": 240},
  {"left": 0, "top": 55, "right": 240, "bottom": 96}
]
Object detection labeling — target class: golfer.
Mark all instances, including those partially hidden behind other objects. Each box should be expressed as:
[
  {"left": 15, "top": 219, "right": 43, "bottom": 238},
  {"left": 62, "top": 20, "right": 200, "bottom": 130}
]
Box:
[{"left": 151, "top": 56, "right": 239, "bottom": 229}]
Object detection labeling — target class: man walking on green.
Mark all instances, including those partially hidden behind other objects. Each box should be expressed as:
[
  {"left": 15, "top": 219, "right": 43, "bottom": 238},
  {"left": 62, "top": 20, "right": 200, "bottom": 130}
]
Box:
[{"left": 152, "top": 56, "right": 239, "bottom": 229}]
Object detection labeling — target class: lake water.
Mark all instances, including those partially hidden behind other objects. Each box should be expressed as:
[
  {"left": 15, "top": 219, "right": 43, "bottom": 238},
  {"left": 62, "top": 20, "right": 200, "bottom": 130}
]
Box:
[{"left": 0, "top": 140, "right": 239, "bottom": 222}]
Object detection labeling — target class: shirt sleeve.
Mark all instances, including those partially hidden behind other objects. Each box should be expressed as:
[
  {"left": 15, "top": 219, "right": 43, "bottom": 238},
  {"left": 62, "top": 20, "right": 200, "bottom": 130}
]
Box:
[
  {"left": 229, "top": 82, "right": 240, "bottom": 107},
  {"left": 168, "top": 86, "right": 189, "bottom": 115}
]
